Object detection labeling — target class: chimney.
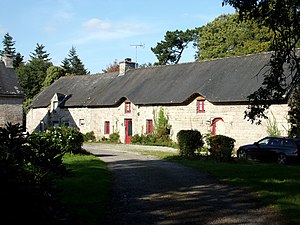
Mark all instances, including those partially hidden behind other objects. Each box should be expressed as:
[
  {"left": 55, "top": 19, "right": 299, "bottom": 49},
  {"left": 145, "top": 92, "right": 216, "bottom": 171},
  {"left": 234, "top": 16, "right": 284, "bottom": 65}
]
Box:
[
  {"left": 1, "top": 54, "right": 14, "bottom": 68},
  {"left": 119, "top": 58, "right": 137, "bottom": 76}
]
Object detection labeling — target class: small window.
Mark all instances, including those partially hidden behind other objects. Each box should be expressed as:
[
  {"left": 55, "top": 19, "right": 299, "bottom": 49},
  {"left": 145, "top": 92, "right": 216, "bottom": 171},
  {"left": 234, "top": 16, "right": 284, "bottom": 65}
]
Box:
[
  {"left": 197, "top": 100, "right": 205, "bottom": 113},
  {"left": 125, "top": 102, "right": 131, "bottom": 113},
  {"left": 104, "top": 121, "right": 110, "bottom": 134},
  {"left": 79, "top": 119, "right": 85, "bottom": 126},
  {"left": 146, "top": 119, "right": 153, "bottom": 134}
]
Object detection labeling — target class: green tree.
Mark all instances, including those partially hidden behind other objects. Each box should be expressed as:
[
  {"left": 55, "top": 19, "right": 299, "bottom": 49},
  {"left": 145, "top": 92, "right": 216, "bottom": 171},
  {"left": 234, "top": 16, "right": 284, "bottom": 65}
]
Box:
[
  {"left": 151, "top": 29, "right": 198, "bottom": 65},
  {"left": 30, "top": 43, "right": 51, "bottom": 62},
  {"left": 61, "top": 46, "right": 89, "bottom": 75},
  {"left": 197, "top": 13, "right": 273, "bottom": 60},
  {"left": 16, "top": 58, "right": 52, "bottom": 99},
  {"left": 0, "top": 32, "right": 16, "bottom": 57},
  {"left": 0, "top": 32, "right": 24, "bottom": 68},
  {"left": 222, "top": 0, "right": 300, "bottom": 125},
  {"left": 42, "top": 66, "right": 66, "bottom": 89}
]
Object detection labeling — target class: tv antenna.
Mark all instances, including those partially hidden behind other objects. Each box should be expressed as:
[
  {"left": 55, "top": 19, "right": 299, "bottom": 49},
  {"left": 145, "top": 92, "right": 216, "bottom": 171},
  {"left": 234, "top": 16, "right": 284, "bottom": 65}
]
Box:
[{"left": 130, "top": 43, "right": 145, "bottom": 65}]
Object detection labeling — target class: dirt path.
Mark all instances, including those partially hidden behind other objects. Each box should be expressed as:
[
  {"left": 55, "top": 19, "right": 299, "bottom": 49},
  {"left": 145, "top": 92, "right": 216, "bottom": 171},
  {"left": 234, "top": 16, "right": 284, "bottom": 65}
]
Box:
[{"left": 84, "top": 143, "right": 287, "bottom": 225}]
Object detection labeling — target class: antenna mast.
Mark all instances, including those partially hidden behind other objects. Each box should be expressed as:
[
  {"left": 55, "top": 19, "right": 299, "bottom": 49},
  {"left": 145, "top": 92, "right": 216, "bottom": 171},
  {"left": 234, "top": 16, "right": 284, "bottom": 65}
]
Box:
[{"left": 130, "top": 43, "right": 145, "bottom": 66}]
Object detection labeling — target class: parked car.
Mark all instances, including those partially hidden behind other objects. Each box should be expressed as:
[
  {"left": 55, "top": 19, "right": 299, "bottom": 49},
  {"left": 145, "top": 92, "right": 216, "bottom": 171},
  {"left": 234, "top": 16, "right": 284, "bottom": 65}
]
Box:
[{"left": 237, "top": 136, "right": 300, "bottom": 164}]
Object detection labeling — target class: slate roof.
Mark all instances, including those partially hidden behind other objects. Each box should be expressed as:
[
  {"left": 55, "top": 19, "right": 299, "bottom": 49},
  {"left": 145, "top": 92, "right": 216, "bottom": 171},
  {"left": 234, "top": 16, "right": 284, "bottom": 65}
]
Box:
[
  {"left": 0, "top": 61, "right": 23, "bottom": 97},
  {"left": 31, "top": 52, "right": 273, "bottom": 108}
]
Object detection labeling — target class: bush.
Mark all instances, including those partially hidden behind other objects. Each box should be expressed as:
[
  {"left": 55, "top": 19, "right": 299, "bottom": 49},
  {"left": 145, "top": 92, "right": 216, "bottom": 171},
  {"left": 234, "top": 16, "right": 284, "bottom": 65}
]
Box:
[
  {"left": 206, "top": 134, "right": 236, "bottom": 162},
  {"left": 108, "top": 132, "right": 120, "bottom": 143},
  {"left": 42, "top": 126, "right": 84, "bottom": 154},
  {"left": 177, "top": 130, "right": 204, "bottom": 157},
  {"left": 84, "top": 131, "right": 96, "bottom": 142},
  {"left": 0, "top": 123, "right": 73, "bottom": 225}
]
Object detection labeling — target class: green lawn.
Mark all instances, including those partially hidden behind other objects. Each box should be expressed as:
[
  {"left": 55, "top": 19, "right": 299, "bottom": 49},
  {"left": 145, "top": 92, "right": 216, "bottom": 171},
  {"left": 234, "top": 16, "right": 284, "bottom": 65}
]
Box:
[{"left": 55, "top": 153, "right": 111, "bottom": 225}]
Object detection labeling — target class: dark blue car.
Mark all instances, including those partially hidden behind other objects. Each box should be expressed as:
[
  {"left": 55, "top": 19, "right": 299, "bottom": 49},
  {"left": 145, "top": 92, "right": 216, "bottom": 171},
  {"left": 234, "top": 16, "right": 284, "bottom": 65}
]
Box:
[{"left": 237, "top": 136, "right": 300, "bottom": 164}]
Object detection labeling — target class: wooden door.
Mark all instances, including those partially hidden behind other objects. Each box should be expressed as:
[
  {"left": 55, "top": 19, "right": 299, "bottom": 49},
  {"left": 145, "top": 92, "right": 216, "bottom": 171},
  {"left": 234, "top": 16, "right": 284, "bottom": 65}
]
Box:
[{"left": 125, "top": 119, "right": 132, "bottom": 144}]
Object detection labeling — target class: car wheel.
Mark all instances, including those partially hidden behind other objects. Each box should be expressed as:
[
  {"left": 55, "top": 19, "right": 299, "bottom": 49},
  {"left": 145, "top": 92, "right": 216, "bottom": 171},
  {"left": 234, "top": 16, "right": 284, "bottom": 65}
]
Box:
[
  {"left": 277, "top": 153, "right": 287, "bottom": 165},
  {"left": 238, "top": 149, "right": 247, "bottom": 160}
]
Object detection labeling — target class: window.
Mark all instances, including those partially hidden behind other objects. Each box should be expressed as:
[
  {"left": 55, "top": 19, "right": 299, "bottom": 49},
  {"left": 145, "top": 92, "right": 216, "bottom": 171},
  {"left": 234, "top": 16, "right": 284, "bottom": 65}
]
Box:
[
  {"left": 146, "top": 119, "right": 153, "bottom": 134},
  {"left": 125, "top": 102, "right": 131, "bottom": 113},
  {"left": 104, "top": 121, "right": 110, "bottom": 134},
  {"left": 79, "top": 119, "right": 85, "bottom": 126},
  {"left": 197, "top": 100, "right": 205, "bottom": 113}
]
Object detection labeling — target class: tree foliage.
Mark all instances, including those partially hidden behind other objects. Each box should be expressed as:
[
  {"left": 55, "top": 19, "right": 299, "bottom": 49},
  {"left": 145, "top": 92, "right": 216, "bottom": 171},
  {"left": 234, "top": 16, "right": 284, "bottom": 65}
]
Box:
[
  {"left": 42, "top": 66, "right": 66, "bottom": 89},
  {"left": 30, "top": 43, "right": 51, "bottom": 62},
  {"left": 223, "top": 0, "right": 300, "bottom": 125},
  {"left": 151, "top": 29, "right": 198, "bottom": 65},
  {"left": 197, "top": 13, "right": 273, "bottom": 60},
  {"left": 0, "top": 32, "right": 16, "bottom": 57},
  {"left": 61, "top": 46, "right": 89, "bottom": 75},
  {"left": 16, "top": 58, "right": 52, "bottom": 99},
  {"left": 0, "top": 32, "right": 24, "bottom": 68}
]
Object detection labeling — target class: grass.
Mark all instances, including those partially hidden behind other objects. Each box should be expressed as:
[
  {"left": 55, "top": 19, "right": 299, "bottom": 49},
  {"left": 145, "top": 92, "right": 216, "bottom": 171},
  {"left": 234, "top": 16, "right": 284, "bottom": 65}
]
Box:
[{"left": 55, "top": 153, "right": 112, "bottom": 225}]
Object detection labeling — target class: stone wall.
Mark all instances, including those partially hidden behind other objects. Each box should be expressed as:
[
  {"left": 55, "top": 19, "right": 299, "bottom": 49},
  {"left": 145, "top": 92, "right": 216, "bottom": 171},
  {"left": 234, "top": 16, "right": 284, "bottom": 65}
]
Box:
[
  {"left": 0, "top": 96, "right": 23, "bottom": 127},
  {"left": 26, "top": 98, "right": 289, "bottom": 148}
]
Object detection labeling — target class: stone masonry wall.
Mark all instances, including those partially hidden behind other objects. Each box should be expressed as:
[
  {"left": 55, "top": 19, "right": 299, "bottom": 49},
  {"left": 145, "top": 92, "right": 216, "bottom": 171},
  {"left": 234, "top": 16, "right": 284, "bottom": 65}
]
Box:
[
  {"left": 0, "top": 97, "right": 23, "bottom": 127},
  {"left": 26, "top": 98, "right": 289, "bottom": 149}
]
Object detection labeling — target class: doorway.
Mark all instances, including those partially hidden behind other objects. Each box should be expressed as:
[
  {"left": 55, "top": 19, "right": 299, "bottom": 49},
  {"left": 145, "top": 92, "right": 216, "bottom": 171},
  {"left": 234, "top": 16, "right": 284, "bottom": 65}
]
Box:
[{"left": 125, "top": 119, "right": 132, "bottom": 144}]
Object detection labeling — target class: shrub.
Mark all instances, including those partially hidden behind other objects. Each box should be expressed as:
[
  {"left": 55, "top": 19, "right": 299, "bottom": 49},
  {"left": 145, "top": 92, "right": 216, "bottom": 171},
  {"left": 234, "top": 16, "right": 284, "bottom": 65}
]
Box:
[
  {"left": 206, "top": 134, "right": 236, "bottom": 162},
  {"left": 108, "top": 132, "right": 120, "bottom": 143},
  {"left": 0, "top": 123, "right": 73, "bottom": 224},
  {"left": 43, "top": 126, "right": 84, "bottom": 154},
  {"left": 177, "top": 130, "right": 204, "bottom": 157},
  {"left": 84, "top": 131, "right": 96, "bottom": 142}
]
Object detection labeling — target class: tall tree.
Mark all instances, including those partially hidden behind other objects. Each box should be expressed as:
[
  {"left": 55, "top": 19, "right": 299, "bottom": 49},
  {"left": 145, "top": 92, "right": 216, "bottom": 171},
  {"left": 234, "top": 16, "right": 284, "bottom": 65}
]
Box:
[
  {"left": 0, "top": 32, "right": 16, "bottom": 57},
  {"left": 223, "top": 0, "right": 300, "bottom": 129},
  {"left": 151, "top": 29, "right": 198, "bottom": 65},
  {"left": 61, "top": 46, "right": 89, "bottom": 75},
  {"left": 0, "top": 32, "right": 24, "bottom": 68},
  {"left": 30, "top": 43, "right": 51, "bottom": 62},
  {"left": 197, "top": 13, "right": 273, "bottom": 60}
]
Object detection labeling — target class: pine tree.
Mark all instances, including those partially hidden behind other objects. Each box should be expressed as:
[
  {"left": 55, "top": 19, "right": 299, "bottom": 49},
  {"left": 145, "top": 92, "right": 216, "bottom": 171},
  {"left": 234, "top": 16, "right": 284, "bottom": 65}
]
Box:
[
  {"left": 1, "top": 32, "right": 24, "bottom": 69},
  {"left": 30, "top": 43, "right": 51, "bottom": 62},
  {"left": 61, "top": 46, "right": 89, "bottom": 75},
  {"left": 0, "top": 32, "right": 16, "bottom": 57}
]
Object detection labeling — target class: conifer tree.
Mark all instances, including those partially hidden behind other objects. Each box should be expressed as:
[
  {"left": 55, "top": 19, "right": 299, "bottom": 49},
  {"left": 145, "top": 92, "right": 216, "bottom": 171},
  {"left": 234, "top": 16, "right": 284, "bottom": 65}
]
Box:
[
  {"left": 0, "top": 32, "right": 16, "bottom": 57},
  {"left": 30, "top": 43, "right": 51, "bottom": 62},
  {"left": 0, "top": 32, "right": 24, "bottom": 68},
  {"left": 61, "top": 46, "right": 89, "bottom": 75}
]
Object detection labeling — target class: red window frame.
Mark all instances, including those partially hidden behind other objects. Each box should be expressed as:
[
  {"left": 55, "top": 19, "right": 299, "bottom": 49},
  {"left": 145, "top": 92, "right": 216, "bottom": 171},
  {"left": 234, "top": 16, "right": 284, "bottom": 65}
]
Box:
[
  {"left": 197, "top": 100, "right": 205, "bottom": 113},
  {"left": 125, "top": 102, "right": 131, "bottom": 113},
  {"left": 104, "top": 121, "right": 110, "bottom": 134},
  {"left": 146, "top": 119, "right": 153, "bottom": 134}
]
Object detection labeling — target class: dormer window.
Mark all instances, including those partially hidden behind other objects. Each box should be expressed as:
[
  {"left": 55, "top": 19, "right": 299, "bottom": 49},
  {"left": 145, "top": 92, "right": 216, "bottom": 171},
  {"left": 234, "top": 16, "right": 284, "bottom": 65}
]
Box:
[
  {"left": 125, "top": 102, "right": 131, "bottom": 114},
  {"left": 197, "top": 100, "right": 205, "bottom": 113}
]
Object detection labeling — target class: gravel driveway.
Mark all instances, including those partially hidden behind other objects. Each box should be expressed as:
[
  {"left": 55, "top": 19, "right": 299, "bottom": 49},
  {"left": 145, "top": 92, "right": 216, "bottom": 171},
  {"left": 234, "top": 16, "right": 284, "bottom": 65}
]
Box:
[{"left": 83, "top": 143, "right": 287, "bottom": 225}]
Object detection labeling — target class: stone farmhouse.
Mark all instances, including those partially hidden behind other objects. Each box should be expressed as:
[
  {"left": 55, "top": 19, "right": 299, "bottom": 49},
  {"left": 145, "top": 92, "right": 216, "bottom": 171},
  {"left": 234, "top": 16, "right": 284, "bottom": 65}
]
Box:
[
  {"left": 26, "top": 52, "right": 289, "bottom": 148},
  {"left": 0, "top": 55, "right": 23, "bottom": 127}
]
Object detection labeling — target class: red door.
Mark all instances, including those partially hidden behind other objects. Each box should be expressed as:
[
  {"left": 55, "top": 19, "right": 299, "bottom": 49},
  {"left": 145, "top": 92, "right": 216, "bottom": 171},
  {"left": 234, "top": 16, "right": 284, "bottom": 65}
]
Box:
[
  {"left": 211, "top": 118, "right": 224, "bottom": 135},
  {"left": 125, "top": 119, "right": 132, "bottom": 144}
]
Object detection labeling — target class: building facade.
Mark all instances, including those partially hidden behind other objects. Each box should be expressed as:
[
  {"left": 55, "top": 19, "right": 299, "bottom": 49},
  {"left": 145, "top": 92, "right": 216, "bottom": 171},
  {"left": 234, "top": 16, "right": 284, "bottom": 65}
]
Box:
[
  {"left": 0, "top": 55, "right": 24, "bottom": 127},
  {"left": 26, "top": 54, "right": 289, "bottom": 148}
]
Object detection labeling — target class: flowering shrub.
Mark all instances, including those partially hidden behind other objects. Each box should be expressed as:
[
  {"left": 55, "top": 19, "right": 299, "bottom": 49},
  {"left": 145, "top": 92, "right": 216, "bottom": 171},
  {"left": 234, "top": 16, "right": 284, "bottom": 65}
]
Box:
[{"left": 42, "top": 126, "right": 84, "bottom": 154}]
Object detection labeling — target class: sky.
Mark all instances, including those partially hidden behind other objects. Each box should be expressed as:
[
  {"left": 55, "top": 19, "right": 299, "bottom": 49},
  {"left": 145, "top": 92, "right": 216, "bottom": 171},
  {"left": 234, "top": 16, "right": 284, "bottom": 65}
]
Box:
[{"left": 0, "top": 0, "right": 235, "bottom": 74}]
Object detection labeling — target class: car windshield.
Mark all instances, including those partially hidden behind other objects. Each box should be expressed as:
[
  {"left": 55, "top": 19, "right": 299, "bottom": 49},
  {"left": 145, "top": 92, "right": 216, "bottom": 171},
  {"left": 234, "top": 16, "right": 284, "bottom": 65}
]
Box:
[{"left": 258, "top": 138, "right": 271, "bottom": 145}]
